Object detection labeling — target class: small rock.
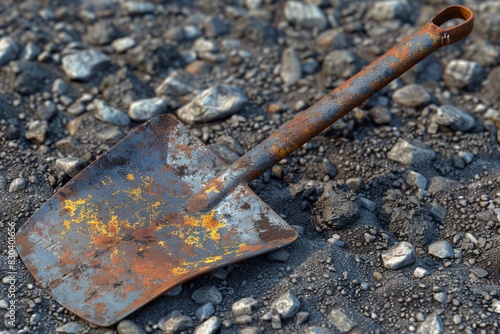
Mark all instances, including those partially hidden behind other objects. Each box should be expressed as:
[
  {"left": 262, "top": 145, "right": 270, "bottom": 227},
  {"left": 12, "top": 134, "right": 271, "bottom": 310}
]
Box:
[
  {"left": 314, "top": 182, "right": 360, "bottom": 229},
  {"left": 322, "top": 50, "right": 363, "bottom": 80},
  {"left": 125, "top": 39, "right": 182, "bottom": 74},
  {"left": 346, "top": 177, "right": 362, "bottom": 192},
  {"left": 52, "top": 78, "right": 74, "bottom": 97},
  {"left": 428, "top": 240, "right": 454, "bottom": 259},
  {"left": 112, "top": 37, "right": 137, "bottom": 53},
  {"left": 8, "top": 178, "right": 26, "bottom": 193},
  {"left": 305, "top": 326, "right": 333, "bottom": 334},
  {"left": 405, "top": 171, "right": 427, "bottom": 190},
  {"left": 417, "top": 312, "right": 444, "bottom": 334},
  {"left": 382, "top": 241, "right": 415, "bottom": 269},
  {"left": 159, "top": 311, "right": 193, "bottom": 334},
  {"left": 267, "top": 249, "right": 290, "bottom": 262},
  {"left": 469, "top": 267, "right": 488, "bottom": 279},
  {"left": 55, "top": 321, "right": 85, "bottom": 334},
  {"left": 128, "top": 98, "right": 167, "bottom": 122},
  {"left": 328, "top": 308, "right": 357, "bottom": 333},
  {"left": 55, "top": 158, "right": 86, "bottom": 178},
  {"left": 191, "top": 286, "right": 223, "bottom": 305},
  {"left": 427, "top": 176, "right": 464, "bottom": 195},
  {"left": 435, "top": 105, "right": 475, "bottom": 132},
  {"left": 443, "top": 60, "right": 484, "bottom": 91},
  {"left": 368, "top": 106, "right": 392, "bottom": 125},
  {"left": 427, "top": 202, "right": 447, "bottom": 223},
  {"left": 203, "top": 17, "right": 229, "bottom": 38},
  {"left": 284, "top": 1, "right": 327, "bottom": 31},
  {"left": 164, "top": 284, "right": 182, "bottom": 297},
  {"left": 37, "top": 100, "right": 57, "bottom": 120},
  {"left": 321, "top": 158, "right": 338, "bottom": 178},
  {"left": 94, "top": 100, "right": 131, "bottom": 126},
  {"left": 359, "top": 197, "right": 377, "bottom": 212},
  {"left": 280, "top": 47, "right": 302, "bottom": 86},
  {"left": 492, "top": 300, "right": 500, "bottom": 314},
  {"left": 62, "top": 50, "right": 110, "bottom": 82},
  {"left": 193, "top": 316, "right": 221, "bottom": 334},
  {"left": 195, "top": 303, "right": 215, "bottom": 322},
  {"left": 296, "top": 311, "right": 310, "bottom": 325},
  {"left": 232, "top": 297, "right": 259, "bottom": 317},
  {"left": 25, "top": 120, "right": 48, "bottom": 144},
  {"left": 240, "top": 326, "right": 263, "bottom": 334},
  {"left": 392, "top": 84, "right": 431, "bottom": 108},
  {"left": 271, "top": 290, "right": 300, "bottom": 319},
  {"left": 84, "top": 21, "right": 119, "bottom": 46},
  {"left": 368, "top": 0, "right": 412, "bottom": 22},
  {"left": 117, "top": 320, "right": 146, "bottom": 334},
  {"left": 121, "top": 1, "right": 156, "bottom": 15},
  {"left": 21, "top": 41, "right": 41, "bottom": 61},
  {"left": 433, "top": 292, "right": 448, "bottom": 304},
  {"left": 387, "top": 139, "right": 436, "bottom": 165},
  {"left": 177, "top": 85, "right": 248, "bottom": 124},
  {"left": 155, "top": 70, "right": 200, "bottom": 97},
  {"left": 316, "top": 29, "right": 353, "bottom": 50},
  {"left": 414, "top": 267, "right": 430, "bottom": 278},
  {"left": 0, "top": 37, "right": 20, "bottom": 66}
]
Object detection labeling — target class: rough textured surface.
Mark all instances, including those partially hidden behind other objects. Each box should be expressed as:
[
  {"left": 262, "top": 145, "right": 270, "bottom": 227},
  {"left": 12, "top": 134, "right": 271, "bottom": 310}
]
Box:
[{"left": 1, "top": 1, "right": 500, "bottom": 334}]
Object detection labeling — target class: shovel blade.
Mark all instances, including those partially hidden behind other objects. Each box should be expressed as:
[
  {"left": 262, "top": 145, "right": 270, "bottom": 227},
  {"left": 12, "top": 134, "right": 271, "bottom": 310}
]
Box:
[{"left": 16, "top": 114, "right": 297, "bottom": 326}]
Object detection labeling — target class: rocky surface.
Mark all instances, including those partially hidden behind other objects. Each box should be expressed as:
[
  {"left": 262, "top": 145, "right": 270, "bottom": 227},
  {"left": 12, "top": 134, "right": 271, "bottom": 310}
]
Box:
[{"left": 0, "top": 1, "right": 499, "bottom": 334}]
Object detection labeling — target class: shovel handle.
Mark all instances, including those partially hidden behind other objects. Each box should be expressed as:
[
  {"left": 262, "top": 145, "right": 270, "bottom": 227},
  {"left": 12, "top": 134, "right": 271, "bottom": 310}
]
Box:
[{"left": 188, "top": 5, "right": 474, "bottom": 212}]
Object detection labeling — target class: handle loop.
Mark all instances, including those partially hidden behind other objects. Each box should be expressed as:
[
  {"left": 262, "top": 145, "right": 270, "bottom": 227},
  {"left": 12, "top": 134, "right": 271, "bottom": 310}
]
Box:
[{"left": 430, "top": 5, "right": 474, "bottom": 45}]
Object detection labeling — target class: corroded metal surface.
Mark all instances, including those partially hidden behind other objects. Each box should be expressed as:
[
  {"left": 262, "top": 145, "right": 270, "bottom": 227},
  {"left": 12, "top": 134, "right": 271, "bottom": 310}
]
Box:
[
  {"left": 16, "top": 114, "right": 298, "bottom": 326},
  {"left": 17, "top": 5, "right": 473, "bottom": 328},
  {"left": 188, "top": 5, "right": 474, "bottom": 212}
]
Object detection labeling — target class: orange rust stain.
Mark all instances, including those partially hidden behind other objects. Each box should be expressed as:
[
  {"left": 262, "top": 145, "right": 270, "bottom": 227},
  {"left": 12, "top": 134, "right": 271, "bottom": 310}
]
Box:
[
  {"left": 237, "top": 243, "right": 264, "bottom": 254},
  {"left": 183, "top": 211, "right": 226, "bottom": 242}
]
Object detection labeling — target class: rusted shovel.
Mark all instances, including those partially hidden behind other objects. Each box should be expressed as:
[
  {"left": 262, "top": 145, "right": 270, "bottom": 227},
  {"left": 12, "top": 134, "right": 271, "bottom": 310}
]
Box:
[{"left": 16, "top": 6, "right": 473, "bottom": 327}]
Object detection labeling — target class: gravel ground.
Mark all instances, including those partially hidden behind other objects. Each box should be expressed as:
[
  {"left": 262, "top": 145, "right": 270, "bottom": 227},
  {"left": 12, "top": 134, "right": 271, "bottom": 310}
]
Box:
[{"left": 1, "top": 0, "right": 500, "bottom": 333}]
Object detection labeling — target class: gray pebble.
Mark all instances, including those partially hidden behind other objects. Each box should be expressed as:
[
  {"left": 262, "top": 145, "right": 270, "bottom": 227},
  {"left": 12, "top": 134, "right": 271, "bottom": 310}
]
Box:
[
  {"left": 368, "top": 106, "right": 392, "bottom": 125},
  {"left": 453, "top": 314, "right": 462, "bottom": 325},
  {"left": 62, "top": 50, "right": 110, "bottom": 81},
  {"left": 193, "top": 316, "right": 221, "bottom": 334},
  {"left": 433, "top": 292, "right": 448, "bottom": 304},
  {"left": 55, "top": 322, "right": 84, "bottom": 334},
  {"left": 94, "top": 100, "right": 130, "bottom": 126},
  {"left": 52, "top": 78, "right": 73, "bottom": 97},
  {"left": 327, "top": 307, "right": 357, "bottom": 333},
  {"left": 368, "top": 0, "right": 411, "bottom": 22},
  {"left": 284, "top": 1, "right": 327, "bottom": 31},
  {"left": 22, "top": 42, "right": 41, "bottom": 61},
  {"left": 296, "top": 311, "right": 310, "bottom": 325},
  {"left": 469, "top": 267, "right": 488, "bottom": 279},
  {"left": 417, "top": 312, "right": 444, "bottom": 334},
  {"left": 381, "top": 241, "right": 415, "bottom": 269},
  {"left": 232, "top": 297, "right": 259, "bottom": 317},
  {"left": 427, "top": 176, "right": 464, "bottom": 195},
  {"left": 387, "top": 139, "right": 436, "bottom": 165},
  {"left": 191, "top": 286, "right": 223, "bottom": 305},
  {"left": 159, "top": 311, "right": 193, "bottom": 334},
  {"left": 116, "top": 320, "right": 146, "bottom": 334},
  {"left": 177, "top": 85, "right": 248, "bottom": 124},
  {"left": 280, "top": 47, "right": 302, "bottom": 86},
  {"left": 392, "top": 84, "right": 431, "bottom": 108},
  {"left": 427, "top": 202, "right": 447, "bottom": 223},
  {"left": 239, "top": 326, "right": 263, "bottom": 334},
  {"left": 155, "top": 70, "right": 200, "bottom": 97},
  {"left": 359, "top": 197, "right": 377, "bottom": 212},
  {"left": 164, "top": 284, "right": 182, "bottom": 297},
  {"left": 443, "top": 60, "right": 484, "bottom": 91},
  {"left": 112, "top": 37, "right": 137, "bottom": 54},
  {"left": 305, "top": 326, "right": 332, "bottom": 334},
  {"left": 195, "top": 303, "right": 215, "bottom": 321},
  {"left": 35, "top": 99, "right": 56, "bottom": 120},
  {"left": 492, "top": 300, "right": 500, "bottom": 314},
  {"left": 267, "top": 249, "right": 290, "bottom": 262},
  {"left": 414, "top": 267, "right": 430, "bottom": 278},
  {"left": 435, "top": 105, "right": 475, "bottom": 132},
  {"left": 8, "top": 178, "right": 26, "bottom": 193},
  {"left": 0, "top": 37, "right": 20, "bottom": 67},
  {"left": 121, "top": 1, "right": 156, "bottom": 15},
  {"left": 322, "top": 50, "right": 363, "bottom": 80},
  {"left": 203, "top": 17, "right": 229, "bottom": 38},
  {"left": 84, "top": 21, "right": 119, "bottom": 46},
  {"left": 316, "top": 29, "right": 352, "bottom": 50},
  {"left": 128, "top": 98, "right": 166, "bottom": 122},
  {"left": 405, "top": 170, "right": 427, "bottom": 190},
  {"left": 56, "top": 158, "right": 86, "bottom": 178},
  {"left": 271, "top": 290, "right": 300, "bottom": 319},
  {"left": 25, "top": 120, "right": 48, "bottom": 144},
  {"left": 428, "top": 240, "right": 454, "bottom": 259}
]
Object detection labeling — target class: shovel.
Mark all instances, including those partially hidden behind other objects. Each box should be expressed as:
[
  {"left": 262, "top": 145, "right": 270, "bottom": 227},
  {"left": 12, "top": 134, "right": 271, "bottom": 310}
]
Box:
[{"left": 16, "top": 5, "right": 473, "bottom": 327}]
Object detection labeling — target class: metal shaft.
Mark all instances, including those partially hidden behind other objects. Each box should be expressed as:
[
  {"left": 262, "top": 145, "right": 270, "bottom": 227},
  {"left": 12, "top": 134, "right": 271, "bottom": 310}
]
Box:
[{"left": 187, "top": 5, "right": 474, "bottom": 212}]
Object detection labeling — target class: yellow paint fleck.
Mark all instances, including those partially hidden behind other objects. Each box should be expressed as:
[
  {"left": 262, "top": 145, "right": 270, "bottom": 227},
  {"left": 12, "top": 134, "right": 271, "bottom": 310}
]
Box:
[
  {"left": 126, "top": 174, "right": 135, "bottom": 181},
  {"left": 101, "top": 180, "right": 106, "bottom": 186},
  {"left": 183, "top": 211, "right": 227, "bottom": 242},
  {"left": 185, "top": 235, "right": 201, "bottom": 247},
  {"left": 172, "top": 266, "right": 188, "bottom": 275},
  {"left": 206, "top": 185, "right": 220, "bottom": 194}
]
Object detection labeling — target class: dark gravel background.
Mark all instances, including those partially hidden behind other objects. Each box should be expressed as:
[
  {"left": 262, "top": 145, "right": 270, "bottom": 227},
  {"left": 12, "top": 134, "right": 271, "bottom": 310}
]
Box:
[{"left": 1, "top": 0, "right": 499, "bottom": 333}]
